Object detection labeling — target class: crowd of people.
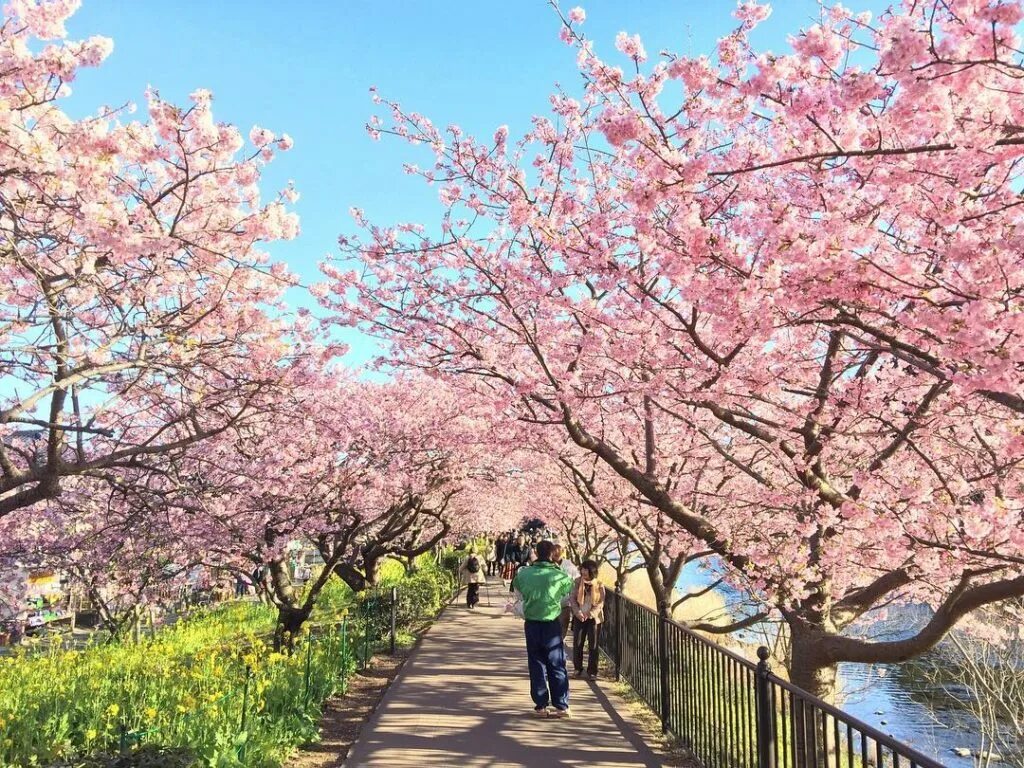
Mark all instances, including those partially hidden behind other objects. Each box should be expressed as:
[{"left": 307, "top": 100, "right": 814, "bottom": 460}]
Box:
[{"left": 457, "top": 529, "right": 606, "bottom": 719}]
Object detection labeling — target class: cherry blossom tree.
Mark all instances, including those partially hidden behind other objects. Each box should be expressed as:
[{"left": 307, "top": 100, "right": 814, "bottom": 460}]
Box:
[
  {"left": 559, "top": 448, "right": 766, "bottom": 633},
  {"left": 552, "top": 490, "right": 613, "bottom": 570},
  {"left": 0, "top": 469, "right": 200, "bottom": 639},
  {"left": 0, "top": 0, "right": 300, "bottom": 518},
  {"left": 324, "top": 0, "right": 1024, "bottom": 698},
  {"left": 153, "top": 371, "right": 518, "bottom": 645}
]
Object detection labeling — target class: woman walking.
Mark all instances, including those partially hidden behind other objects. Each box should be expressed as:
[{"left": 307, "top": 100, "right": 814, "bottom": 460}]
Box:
[
  {"left": 460, "top": 546, "right": 487, "bottom": 609},
  {"left": 568, "top": 559, "right": 605, "bottom": 678}
]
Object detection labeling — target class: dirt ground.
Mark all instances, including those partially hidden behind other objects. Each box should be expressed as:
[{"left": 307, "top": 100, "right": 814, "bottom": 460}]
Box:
[
  {"left": 285, "top": 648, "right": 411, "bottom": 768},
  {"left": 595, "top": 657, "right": 700, "bottom": 768}
]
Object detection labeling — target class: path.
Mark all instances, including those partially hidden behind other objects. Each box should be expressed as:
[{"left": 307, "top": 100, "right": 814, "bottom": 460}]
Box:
[{"left": 344, "top": 580, "right": 665, "bottom": 767}]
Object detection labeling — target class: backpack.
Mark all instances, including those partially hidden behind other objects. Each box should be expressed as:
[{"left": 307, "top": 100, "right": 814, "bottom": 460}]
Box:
[{"left": 467, "top": 556, "right": 481, "bottom": 574}]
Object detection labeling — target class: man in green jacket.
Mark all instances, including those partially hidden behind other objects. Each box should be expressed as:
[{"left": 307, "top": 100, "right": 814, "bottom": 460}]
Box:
[{"left": 511, "top": 539, "right": 574, "bottom": 718}]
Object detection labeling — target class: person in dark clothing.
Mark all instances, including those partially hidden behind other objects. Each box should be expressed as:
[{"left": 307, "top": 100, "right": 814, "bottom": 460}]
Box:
[
  {"left": 505, "top": 534, "right": 529, "bottom": 592},
  {"left": 568, "top": 559, "right": 605, "bottom": 679},
  {"left": 460, "top": 547, "right": 486, "bottom": 609},
  {"left": 493, "top": 535, "right": 508, "bottom": 577}
]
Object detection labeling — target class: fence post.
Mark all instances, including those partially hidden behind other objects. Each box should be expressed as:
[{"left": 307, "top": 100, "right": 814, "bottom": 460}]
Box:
[
  {"left": 362, "top": 602, "right": 370, "bottom": 671},
  {"left": 340, "top": 617, "right": 348, "bottom": 682},
  {"left": 238, "top": 664, "right": 251, "bottom": 761},
  {"left": 303, "top": 634, "right": 314, "bottom": 708},
  {"left": 756, "top": 646, "right": 777, "bottom": 768},
  {"left": 390, "top": 586, "right": 398, "bottom": 655},
  {"left": 659, "top": 614, "right": 670, "bottom": 734},
  {"left": 614, "top": 586, "right": 623, "bottom": 682}
]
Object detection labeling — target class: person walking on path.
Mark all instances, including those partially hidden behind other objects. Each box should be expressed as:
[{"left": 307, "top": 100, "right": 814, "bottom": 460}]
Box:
[
  {"left": 460, "top": 547, "right": 486, "bottom": 609},
  {"left": 494, "top": 533, "right": 508, "bottom": 578},
  {"left": 506, "top": 534, "right": 530, "bottom": 592},
  {"left": 511, "top": 540, "right": 574, "bottom": 718},
  {"left": 485, "top": 537, "right": 499, "bottom": 577},
  {"left": 568, "top": 559, "right": 605, "bottom": 679}
]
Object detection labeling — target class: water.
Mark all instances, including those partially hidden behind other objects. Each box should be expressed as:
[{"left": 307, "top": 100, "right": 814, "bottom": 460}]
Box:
[
  {"left": 839, "top": 657, "right": 975, "bottom": 768},
  {"left": 673, "top": 563, "right": 978, "bottom": 767}
]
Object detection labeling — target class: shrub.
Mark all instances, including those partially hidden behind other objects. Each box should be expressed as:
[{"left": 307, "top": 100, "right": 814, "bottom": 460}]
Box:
[
  {"left": 355, "top": 566, "right": 455, "bottom": 641},
  {"left": 311, "top": 572, "right": 354, "bottom": 615},
  {"left": 0, "top": 604, "right": 355, "bottom": 768},
  {"left": 437, "top": 548, "right": 463, "bottom": 575},
  {"left": 2, "top": 567, "right": 452, "bottom": 766}
]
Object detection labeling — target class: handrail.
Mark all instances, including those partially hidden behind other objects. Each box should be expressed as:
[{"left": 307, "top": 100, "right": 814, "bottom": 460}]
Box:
[
  {"left": 659, "top": 602, "right": 760, "bottom": 671},
  {"left": 764, "top": 672, "right": 946, "bottom": 768},
  {"left": 600, "top": 589, "right": 948, "bottom": 768}
]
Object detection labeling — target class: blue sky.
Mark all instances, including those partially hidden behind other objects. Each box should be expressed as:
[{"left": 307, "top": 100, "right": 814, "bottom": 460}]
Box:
[{"left": 63, "top": 0, "right": 888, "bottom": 363}]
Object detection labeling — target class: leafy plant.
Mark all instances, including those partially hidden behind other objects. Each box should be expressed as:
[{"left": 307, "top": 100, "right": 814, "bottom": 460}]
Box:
[{"left": 1, "top": 568, "right": 453, "bottom": 768}]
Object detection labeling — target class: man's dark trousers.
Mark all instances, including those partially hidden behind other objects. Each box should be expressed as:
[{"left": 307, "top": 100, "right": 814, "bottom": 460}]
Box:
[{"left": 524, "top": 619, "right": 569, "bottom": 710}]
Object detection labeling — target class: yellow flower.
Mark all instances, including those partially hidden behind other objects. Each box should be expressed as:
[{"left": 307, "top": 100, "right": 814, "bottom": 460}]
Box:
[
  {"left": 144, "top": 706, "right": 157, "bottom": 720},
  {"left": 105, "top": 703, "right": 120, "bottom": 718},
  {"left": 85, "top": 729, "right": 97, "bottom": 741}
]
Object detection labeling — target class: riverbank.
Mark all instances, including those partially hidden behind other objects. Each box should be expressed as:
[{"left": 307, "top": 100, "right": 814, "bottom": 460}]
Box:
[
  {"left": 603, "top": 563, "right": 977, "bottom": 767},
  {"left": 598, "top": 563, "right": 726, "bottom": 625},
  {"left": 597, "top": 562, "right": 780, "bottom": 672}
]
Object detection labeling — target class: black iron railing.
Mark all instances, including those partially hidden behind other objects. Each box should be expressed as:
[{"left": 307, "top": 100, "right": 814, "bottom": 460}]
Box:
[{"left": 600, "top": 590, "right": 947, "bottom": 768}]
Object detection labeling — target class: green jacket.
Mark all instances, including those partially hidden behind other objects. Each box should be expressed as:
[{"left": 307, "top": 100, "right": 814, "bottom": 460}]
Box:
[{"left": 512, "top": 561, "right": 573, "bottom": 621}]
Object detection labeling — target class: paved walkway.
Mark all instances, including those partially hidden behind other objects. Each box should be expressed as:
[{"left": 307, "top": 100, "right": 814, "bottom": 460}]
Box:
[{"left": 344, "top": 581, "right": 664, "bottom": 767}]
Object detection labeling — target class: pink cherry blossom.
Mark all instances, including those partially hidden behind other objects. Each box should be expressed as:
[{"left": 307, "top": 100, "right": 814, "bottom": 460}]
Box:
[
  {"left": 324, "top": 0, "right": 1024, "bottom": 699},
  {"left": 615, "top": 31, "right": 647, "bottom": 62}
]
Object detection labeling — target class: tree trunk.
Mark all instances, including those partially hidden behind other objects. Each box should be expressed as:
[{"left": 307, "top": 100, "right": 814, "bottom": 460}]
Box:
[
  {"left": 273, "top": 604, "right": 312, "bottom": 652},
  {"left": 268, "top": 557, "right": 297, "bottom": 605},
  {"left": 334, "top": 563, "right": 369, "bottom": 593},
  {"left": 647, "top": 562, "right": 673, "bottom": 621},
  {"left": 364, "top": 555, "right": 381, "bottom": 587},
  {"left": 655, "top": 598, "right": 671, "bottom": 620},
  {"left": 789, "top": 628, "right": 838, "bottom": 702},
  {"left": 789, "top": 627, "right": 839, "bottom": 768},
  {"left": 266, "top": 556, "right": 310, "bottom": 652}
]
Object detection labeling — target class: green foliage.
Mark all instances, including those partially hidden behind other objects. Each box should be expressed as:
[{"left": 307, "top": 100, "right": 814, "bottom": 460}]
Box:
[
  {"left": 436, "top": 547, "right": 464, "bottom": 575},
  {"left": 1, "top": 567, "right": 455, "bottom": 768},
  {"left": 375, "top": 558, "right": 406, "bottom": 583},
  {"left": 0, "top": 603, "right": 354, "bottom": 768},
  {"left": 46, "top": 745, "right": 196, "bottom": 767},
  {"left": 310, "top": 573, "right": 353, "bottom": 615},
  {"left": 356, "top": 562, "right": 456, "bottom": 641}
]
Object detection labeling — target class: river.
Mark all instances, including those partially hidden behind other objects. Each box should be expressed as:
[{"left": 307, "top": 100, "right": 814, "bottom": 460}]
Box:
[{"left": 674, "top": 561, "right": 979, "bottom": 767}]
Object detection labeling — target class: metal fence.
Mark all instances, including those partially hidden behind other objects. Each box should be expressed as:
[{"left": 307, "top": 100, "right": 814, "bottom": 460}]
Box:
[{"left": 600, "top": 590, "right": 947, "bottom": 768}]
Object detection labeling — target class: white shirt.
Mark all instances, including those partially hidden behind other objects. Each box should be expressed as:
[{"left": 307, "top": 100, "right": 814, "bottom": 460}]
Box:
[
  {"left": 559, "top": 559, "right": 580, "bottom": 606},
  {"left": 559, "top": 559, "right": 580, "bottom": 580}
]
